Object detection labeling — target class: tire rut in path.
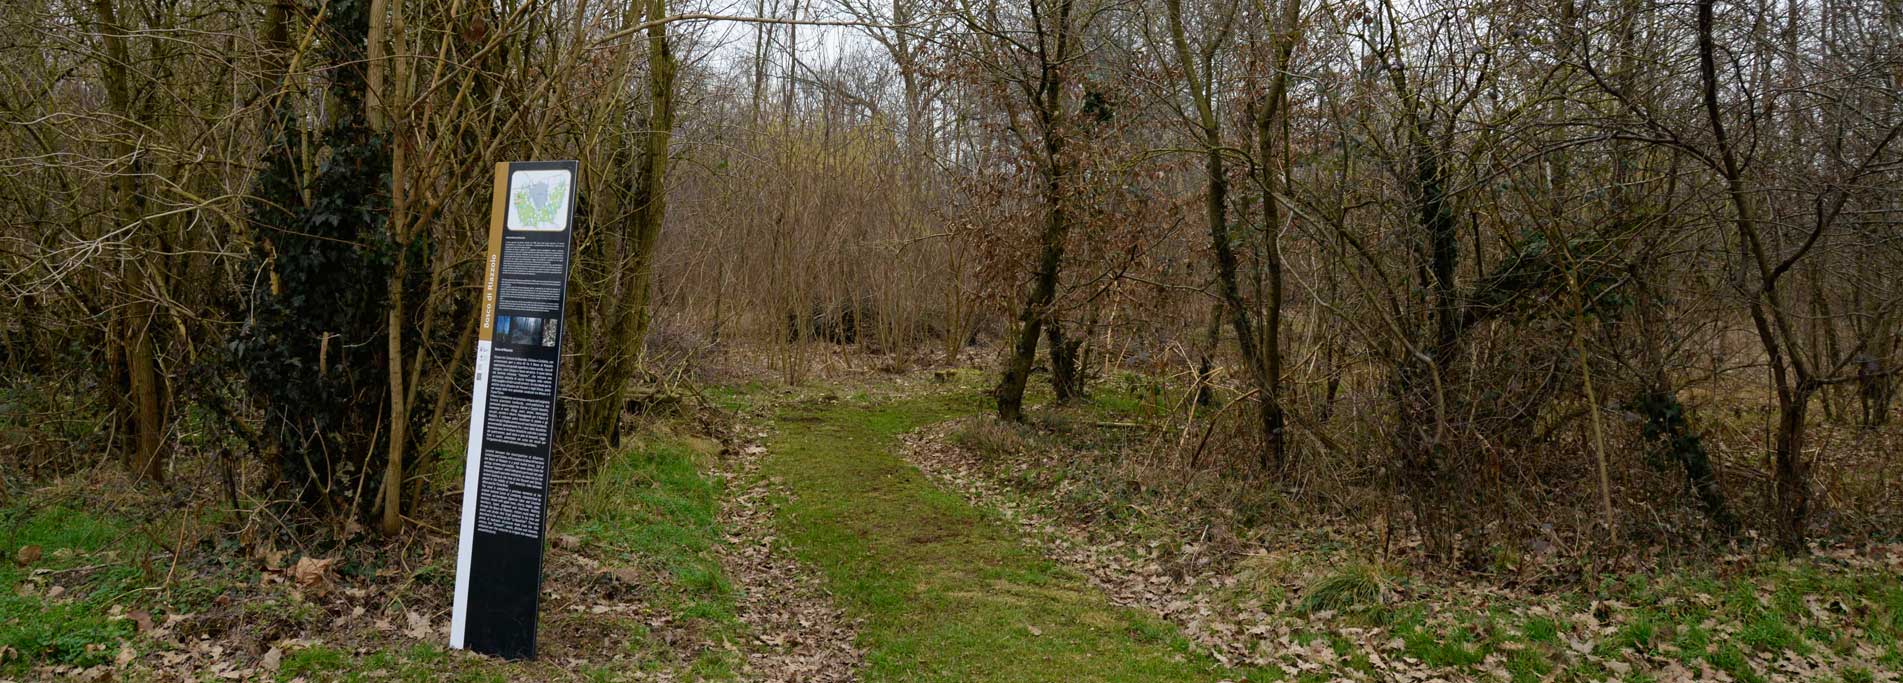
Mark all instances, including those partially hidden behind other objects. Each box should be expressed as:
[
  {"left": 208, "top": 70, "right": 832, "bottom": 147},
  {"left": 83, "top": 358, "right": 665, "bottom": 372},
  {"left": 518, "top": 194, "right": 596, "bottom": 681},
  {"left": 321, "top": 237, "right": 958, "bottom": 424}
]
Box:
[{"left": 717, "top": 423, "right": 863, "bottom": 682}]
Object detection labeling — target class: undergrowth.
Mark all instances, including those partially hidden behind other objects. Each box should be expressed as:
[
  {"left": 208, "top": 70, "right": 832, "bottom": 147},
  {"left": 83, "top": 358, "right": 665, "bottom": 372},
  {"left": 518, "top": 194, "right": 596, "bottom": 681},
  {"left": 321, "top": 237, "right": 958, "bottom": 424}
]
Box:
[
  {"left": 0, "top": 506, "right": 142, "bottom": 672},
  {"left": 561, "top": 432, "right": 741, "bottom": 678}
]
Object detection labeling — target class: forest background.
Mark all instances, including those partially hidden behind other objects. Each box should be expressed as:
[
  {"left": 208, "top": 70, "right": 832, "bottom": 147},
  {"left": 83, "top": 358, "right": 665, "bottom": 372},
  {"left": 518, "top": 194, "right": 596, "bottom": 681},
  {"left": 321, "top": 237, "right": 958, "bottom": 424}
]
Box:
[{"left": 1, "top": 0, "right": 1901, "bottom": 679}]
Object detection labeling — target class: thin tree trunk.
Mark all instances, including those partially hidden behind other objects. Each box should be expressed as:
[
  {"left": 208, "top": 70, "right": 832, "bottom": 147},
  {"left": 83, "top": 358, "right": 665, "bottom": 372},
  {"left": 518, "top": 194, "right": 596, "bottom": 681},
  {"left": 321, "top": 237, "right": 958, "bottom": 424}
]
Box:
[
  {"left": 91, "top": 0, "right": 165, "bottom": 482},
  {"left": 1196, "top": 299, "right": 1222, "bottom": 407},
  {"left": 1772, "top": 392, "right": 1813, "bottom": 551},
  {"left": 1163, "top": 0, "right": 1290, "bottom": 468},
  {"left": 1697, "top": 0, "right": 1811, "bottom": 553},
  {"left": 411, "top": 308, "right": 477, "bottom": 509},
  {"left": 622, "top": 0, "right": 676, "bottom": 393},
  {"left": 382, "top": 275, "right": 408, "bottom": 534},
  {"left": 376, "top": 0, "right": 408, "bottom": 536},
  {"left": 995, "top": 186, "right": 1067, "bottom": 421},
  {"left": 1251, "top": 0, "right": 1300, "bottom": 467},
  {"left": 994, "top": 0, "right": 1076, "bottom": 423},
  {"left": 1205, "top": 142, "right": 1278, "bottom": 468},
  {"left": 1569, "top": 278, "right": 1617, "bottom": 542},
  {"left": 1046, "top": 317, "right": 1082, "bottom": 402},
  {"left": 129, "top": 310, "right": 163, "bottom": 480}
]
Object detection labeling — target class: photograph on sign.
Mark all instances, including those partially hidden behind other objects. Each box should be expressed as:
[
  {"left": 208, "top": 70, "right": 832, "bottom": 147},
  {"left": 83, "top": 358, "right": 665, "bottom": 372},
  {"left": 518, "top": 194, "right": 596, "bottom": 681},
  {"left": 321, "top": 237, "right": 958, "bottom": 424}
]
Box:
[{"left": 501, "top": 315, "right": 543, "bottom": 346}]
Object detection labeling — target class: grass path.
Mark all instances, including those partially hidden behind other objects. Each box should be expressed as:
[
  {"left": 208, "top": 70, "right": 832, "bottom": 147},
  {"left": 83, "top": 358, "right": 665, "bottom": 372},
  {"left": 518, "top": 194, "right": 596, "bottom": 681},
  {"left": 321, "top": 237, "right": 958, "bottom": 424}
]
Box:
[{"left": 757, "top": 392, "right": 1241, "bottom": 683}]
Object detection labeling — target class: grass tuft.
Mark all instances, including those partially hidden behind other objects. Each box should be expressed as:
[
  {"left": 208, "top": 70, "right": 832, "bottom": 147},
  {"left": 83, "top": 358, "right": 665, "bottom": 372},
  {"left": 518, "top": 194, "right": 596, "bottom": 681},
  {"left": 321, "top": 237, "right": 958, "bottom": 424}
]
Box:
[
  {"left": 950, "top": 418, "right": 1031, "bottom": 461},
  {"left": 1299, "top": 562, "right": 1388, "bottom": 615}
]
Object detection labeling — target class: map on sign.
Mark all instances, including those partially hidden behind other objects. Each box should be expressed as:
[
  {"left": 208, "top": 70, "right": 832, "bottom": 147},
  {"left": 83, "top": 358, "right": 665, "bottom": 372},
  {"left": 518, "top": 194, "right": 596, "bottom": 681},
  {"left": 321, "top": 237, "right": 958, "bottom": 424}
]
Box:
[{"left": 507, "top": 170, "right": 572, "bottom": 232}]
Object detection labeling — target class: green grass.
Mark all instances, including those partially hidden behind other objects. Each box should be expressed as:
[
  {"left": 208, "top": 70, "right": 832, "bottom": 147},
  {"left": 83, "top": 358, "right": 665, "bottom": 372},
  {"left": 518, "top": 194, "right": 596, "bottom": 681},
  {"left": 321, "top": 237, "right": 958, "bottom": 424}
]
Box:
[
  {"left": 1396, "top": 622, "right": 1488, "bottom": 668},
  {"left": 275, "top": 643, "right": 512, "bottom": 683},
  {"left": 1503, "top": 646, "right": 1553, "bottom": 682},
  {"left": 567, "top": 437, "right": 729, "bottom": 591},
  {"left": 267, "top": 433, "right": 746, "bottom": 682},
  {"left": 0, "top": 506, "right": 144, "bottom": 672},
  {"left": 560, "top": 433, "right": 742, "bottom": 678},
  {"left": 1521, "top": 615, "right": 1562, "bottom": 644},
  {"left": 703, "top": 381, "right": 771, "bottom": 414},
  {"left": 1606, "top": 610, "right": 1662, "bottom": 655},
  {"left": 281, "top": 645, "right": 351, "bottom": 680},
  {"left": 760, "top": 391, "right": 1243, "bottom": 682},
  {"left": 1708, "top": 641, "right": 1764, "bottom": 683}
]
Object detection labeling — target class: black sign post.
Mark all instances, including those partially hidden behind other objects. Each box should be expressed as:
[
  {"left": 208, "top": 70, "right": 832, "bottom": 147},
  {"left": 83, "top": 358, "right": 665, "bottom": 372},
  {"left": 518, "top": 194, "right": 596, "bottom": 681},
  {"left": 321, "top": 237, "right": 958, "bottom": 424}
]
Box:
[{"left": 451, "top": 161, "right": 579, "bottom": 660}]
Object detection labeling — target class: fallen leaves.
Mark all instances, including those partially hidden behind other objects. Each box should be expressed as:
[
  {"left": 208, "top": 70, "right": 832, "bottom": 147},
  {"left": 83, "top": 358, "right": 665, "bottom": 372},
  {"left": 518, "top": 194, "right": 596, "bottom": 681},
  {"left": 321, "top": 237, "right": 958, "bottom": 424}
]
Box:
[
  {"left": 290, "top": 556, "right": 337, "bottom": 594},
  {"left": 128, "top": 609, "right": 155, "bottom": 634},
  {"left": 719, "top": 428, "right": 864, "bottom": 682},
  {"left": 1565, "top": 635, "right": 1595, "bottom": 655},
  {"left": 895, "top": 417, "right": 1903, "bottom": 683},
  {"left": 601, "top": 565, "right": 645, "bottom": 589},
  {"left": 402, "top": 611, "right": 434, "bottom": 641}
]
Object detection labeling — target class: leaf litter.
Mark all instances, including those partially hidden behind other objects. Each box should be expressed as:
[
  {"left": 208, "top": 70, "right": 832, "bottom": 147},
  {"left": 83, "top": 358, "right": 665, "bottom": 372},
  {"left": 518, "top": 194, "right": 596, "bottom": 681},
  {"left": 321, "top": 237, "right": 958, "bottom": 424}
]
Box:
[
  {"left": 713, "top": 421, "right": 864, "bottom": 682},
  {"left": 897, "top": 417, "right": 1903, "bottom": 683}
]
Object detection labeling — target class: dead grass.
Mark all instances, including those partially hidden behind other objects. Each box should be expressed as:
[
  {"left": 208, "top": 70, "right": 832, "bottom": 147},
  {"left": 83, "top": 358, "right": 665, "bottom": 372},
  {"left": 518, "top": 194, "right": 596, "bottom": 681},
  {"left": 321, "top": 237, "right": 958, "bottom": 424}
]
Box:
[{"left": 948, "top": 418, "right": 1032, "bottom": 462}]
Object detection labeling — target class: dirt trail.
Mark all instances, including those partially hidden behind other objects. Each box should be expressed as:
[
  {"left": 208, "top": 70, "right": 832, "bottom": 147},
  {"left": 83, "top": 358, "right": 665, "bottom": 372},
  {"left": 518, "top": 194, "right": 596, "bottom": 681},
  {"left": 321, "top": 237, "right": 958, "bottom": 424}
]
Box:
[
  {"left": 718, "top": 424, "right": 865, "bottom": 682},
  {"left": 745, "top": 394, "right": 1245, "bottom": 683}
]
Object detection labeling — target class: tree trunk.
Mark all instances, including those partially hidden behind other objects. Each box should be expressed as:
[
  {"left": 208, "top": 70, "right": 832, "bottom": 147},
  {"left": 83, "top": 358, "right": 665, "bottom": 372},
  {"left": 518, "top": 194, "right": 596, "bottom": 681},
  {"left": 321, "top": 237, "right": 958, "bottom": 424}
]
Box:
[
  {"left": 1205, "top": 144, "right": 1279, "bottom": 470},
  {"left": 381, "top": 273, "right": 408, "bottom": 535},
  {"left": 1196, "top": 300, "right": 1222, "bottom": 407},
  {"left": 621, "top": 0, "right": 676, "bottom": 408},
  {"left": 994, "top": 192, "right": 1065, "bottom": 421},
  {"left": 129, "top": 314, "right": 163, "bottom": 480},
  {"left": 994, "top": 0, "right": 1075, "bottom": 423},
  {"left": 1250, "top": 0, "right": 1299, "bottom": 466},
  {"left": 411, "top": 309, "right": 477, "bottom": 509},
  {"left": 579, "top": 0, "right": 677, "bottom": 449},
  {"left": 91, "top": 0, "right": 166, "bottom": 482},
  {"left": 1698, "top": 0, "right": 1814, "bottom": 553},
  {"left": 1253, "top": 146, "right": 1287, "bottom": 469},
  {"left": 373, "top": 0, "right": 408, "bottom": 536},
  {"left": 1773, "top": 391, "right": 1813, "bottom": 553},
  {"left": 1164, "top": 0, "right": 1291, "bottom": 469}
]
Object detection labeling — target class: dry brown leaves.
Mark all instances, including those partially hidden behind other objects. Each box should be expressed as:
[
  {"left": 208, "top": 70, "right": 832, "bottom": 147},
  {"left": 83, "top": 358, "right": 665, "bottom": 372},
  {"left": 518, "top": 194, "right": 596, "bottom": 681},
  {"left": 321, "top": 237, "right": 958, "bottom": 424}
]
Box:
[
  {"left": 896, "top": 418, "right": 1901, "bottom": 683},
  {"left": 289, "top": 555, "right": 337, "bottom": 595},
  {"left": 715, "top": 424, "right": 863, "bottom": 682}
]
